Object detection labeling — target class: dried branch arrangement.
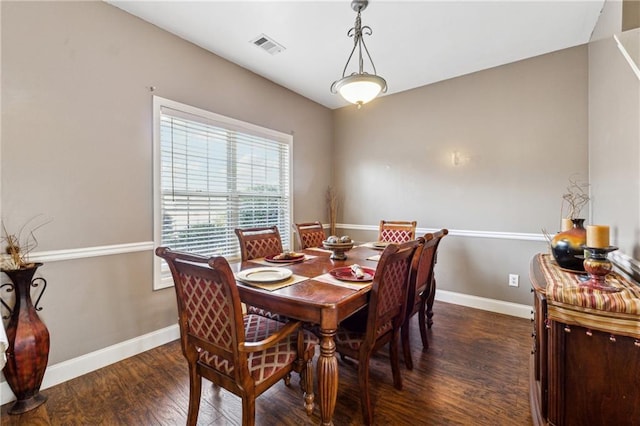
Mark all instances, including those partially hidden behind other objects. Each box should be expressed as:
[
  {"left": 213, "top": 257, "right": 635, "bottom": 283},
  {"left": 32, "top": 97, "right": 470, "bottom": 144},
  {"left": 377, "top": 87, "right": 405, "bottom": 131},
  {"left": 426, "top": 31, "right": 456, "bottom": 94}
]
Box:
[
  {"left": 326, "top": 186, "right": 338, "bottom": 236},
  {"left": 1, "top": 216, "right": 49, "bottom": 270},
  {"left": 562, "top": 178, "right": 589, "bottom": 220}
]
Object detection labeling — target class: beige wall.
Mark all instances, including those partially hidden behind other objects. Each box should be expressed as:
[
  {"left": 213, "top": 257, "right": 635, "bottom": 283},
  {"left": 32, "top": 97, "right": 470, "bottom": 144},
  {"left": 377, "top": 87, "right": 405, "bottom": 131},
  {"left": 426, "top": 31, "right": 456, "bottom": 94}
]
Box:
[
  {"left": 1, "top": 1, "right": 332, "bottom": 364},
  {"left": 589, "top": 29, "right": 640, "bottom": 272},
  {"left": 333, "top": 46, "right": 589, "bottom": 305}
]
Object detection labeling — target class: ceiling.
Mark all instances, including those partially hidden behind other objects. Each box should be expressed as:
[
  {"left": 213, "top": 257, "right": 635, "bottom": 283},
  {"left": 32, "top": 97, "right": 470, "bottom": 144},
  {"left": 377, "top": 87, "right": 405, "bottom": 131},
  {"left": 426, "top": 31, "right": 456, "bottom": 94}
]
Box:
[{"left": 107, "top": 0, "right": 606, "bottom": 110}]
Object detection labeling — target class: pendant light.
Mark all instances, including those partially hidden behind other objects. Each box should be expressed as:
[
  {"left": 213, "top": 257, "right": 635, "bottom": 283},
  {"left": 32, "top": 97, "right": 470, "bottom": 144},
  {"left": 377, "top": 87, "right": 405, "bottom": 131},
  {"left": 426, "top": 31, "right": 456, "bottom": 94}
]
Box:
[{"left": 330, "top": 0, "right": 387, "bottom": 108}]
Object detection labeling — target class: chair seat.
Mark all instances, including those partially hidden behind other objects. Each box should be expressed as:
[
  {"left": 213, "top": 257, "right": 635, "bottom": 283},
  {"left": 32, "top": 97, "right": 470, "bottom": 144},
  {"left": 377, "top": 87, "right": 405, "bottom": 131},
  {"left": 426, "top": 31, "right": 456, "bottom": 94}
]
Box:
[
  {"left": 200, "top": 314, "right": 317, "bottom": 385},
  {"left": 246, "top": 305, "right": 289, "bottom": 323},
  {"left": 334, "top": 320, "right": 393, "bottom": 352}
]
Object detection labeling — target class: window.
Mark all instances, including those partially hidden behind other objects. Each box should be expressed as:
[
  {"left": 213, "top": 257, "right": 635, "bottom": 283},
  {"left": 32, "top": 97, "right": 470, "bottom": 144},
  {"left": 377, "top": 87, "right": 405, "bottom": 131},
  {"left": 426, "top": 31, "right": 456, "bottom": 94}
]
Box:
[{"left": 153, "top": 97, "right": 292, "bottom": 289}]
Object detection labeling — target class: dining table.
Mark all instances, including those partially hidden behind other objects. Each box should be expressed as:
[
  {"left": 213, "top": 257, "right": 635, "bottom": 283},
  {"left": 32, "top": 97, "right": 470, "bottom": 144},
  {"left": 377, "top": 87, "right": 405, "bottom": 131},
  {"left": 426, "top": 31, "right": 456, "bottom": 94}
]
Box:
[{"left": 229, "top": 243, "right": 383, "bottom": 426}]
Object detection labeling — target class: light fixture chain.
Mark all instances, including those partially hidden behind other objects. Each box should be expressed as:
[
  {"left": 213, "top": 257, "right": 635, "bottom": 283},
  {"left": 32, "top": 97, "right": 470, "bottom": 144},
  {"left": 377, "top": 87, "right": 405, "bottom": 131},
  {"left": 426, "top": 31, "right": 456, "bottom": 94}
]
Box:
[{"left": 330, "top": 0, "right": 387, "bottom": 106}]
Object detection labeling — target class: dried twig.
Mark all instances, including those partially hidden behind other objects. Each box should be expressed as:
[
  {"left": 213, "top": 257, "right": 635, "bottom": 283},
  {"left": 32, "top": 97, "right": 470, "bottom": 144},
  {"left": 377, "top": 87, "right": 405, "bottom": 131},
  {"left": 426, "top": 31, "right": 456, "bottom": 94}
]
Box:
[
  {"left": 561, "top": 177, "right": 589, "bottom": 219},
  {"left": 326, "top": 186, "right": 338, "bottom": 236},
  {"left": 1, "top": 215, "right": 50, "bottom": 270}
]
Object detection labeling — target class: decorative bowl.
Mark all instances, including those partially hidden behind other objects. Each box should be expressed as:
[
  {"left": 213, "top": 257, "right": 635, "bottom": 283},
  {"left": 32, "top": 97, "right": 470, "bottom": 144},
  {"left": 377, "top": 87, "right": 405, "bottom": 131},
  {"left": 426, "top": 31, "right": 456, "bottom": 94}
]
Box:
[{"left": 322, "top": 240, "right": 354, "bottom": 260}]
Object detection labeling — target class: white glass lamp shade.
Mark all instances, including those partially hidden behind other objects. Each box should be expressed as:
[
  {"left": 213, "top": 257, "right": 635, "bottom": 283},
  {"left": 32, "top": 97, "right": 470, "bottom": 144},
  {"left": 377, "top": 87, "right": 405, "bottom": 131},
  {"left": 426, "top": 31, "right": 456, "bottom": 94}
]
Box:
[{"left": 332, "top": 74, "right": 387, "bottom": 106}]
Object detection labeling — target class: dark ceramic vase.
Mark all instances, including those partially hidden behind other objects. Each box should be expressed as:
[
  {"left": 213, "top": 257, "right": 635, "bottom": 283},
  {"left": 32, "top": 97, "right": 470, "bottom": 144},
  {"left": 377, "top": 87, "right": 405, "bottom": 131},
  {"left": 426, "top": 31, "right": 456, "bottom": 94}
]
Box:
[
  {"left": 551, "top": 218, "right": 587, "bottom": 272},
  {"left": 2, "top": 263, "right": 49, "bottom": 414}
]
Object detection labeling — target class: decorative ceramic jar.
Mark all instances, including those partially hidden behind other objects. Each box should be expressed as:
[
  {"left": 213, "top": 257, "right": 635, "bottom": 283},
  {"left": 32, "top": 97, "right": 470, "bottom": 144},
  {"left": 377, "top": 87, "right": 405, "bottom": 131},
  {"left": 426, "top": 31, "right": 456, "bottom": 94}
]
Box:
[{"left": 551, "top": 218, "right": 587, "bottom": 272}]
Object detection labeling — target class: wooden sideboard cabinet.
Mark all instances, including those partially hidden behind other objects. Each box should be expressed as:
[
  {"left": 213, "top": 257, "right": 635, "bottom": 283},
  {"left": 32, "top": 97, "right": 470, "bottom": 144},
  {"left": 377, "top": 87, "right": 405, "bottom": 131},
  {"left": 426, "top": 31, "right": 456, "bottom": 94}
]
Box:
[{"left": 529, "top": 254, "right": 640, "bottom": 426}]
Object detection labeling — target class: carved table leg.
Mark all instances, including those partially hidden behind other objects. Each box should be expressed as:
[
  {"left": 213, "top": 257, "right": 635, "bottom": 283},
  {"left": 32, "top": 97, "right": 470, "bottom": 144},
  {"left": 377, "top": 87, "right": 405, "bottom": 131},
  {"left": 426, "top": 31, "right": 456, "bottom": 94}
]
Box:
[{"left": 318, "top": 328, "right": 338, "bottom": 426}]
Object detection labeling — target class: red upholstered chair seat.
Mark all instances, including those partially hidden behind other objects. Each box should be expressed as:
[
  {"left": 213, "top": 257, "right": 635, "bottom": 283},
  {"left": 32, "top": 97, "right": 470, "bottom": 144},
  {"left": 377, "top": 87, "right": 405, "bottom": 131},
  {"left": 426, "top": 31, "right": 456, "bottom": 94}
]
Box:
[{"left": 200, "top": 314, "right": 317, "bottom": 384}]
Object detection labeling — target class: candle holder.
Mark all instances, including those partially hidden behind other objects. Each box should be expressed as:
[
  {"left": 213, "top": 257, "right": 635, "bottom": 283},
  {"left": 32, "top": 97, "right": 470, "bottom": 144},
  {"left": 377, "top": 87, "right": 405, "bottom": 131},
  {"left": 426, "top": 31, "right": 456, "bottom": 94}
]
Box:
[{"left": 581, "top": 246, "right": 621, "bottom": 292}]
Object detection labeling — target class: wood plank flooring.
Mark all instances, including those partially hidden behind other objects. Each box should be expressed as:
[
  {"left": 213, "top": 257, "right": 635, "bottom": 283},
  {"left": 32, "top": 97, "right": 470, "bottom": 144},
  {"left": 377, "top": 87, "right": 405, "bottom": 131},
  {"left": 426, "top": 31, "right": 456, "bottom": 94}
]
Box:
[{"left": 1, "top": 301, "right": 533, "bottom": 425}]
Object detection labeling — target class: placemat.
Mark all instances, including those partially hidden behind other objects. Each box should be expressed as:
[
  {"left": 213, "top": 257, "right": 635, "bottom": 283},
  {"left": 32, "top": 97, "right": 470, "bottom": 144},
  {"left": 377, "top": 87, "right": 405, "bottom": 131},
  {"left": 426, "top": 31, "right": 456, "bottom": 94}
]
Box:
[
  {"left": 360, "top": 242, "right": 385, "bottom": 250},
  {"left": 305, "top": 247, "right": 333, "bottom": 254},
  {"left": 248, "top": 255, "right": 317, "bottom": 267},
  {"left": 235, "top": 273, "right": 308, "bottom": 291},
  {"left": 313, "top": 272, "right": 373, "bottom": 291}
]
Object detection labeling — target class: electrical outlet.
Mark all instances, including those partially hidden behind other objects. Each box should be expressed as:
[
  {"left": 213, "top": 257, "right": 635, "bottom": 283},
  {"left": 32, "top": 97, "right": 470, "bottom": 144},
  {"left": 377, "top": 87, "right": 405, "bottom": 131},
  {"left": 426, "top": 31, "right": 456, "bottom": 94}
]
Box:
[{"left": 509, "top": 274, "right": 519, "bottom": 287}]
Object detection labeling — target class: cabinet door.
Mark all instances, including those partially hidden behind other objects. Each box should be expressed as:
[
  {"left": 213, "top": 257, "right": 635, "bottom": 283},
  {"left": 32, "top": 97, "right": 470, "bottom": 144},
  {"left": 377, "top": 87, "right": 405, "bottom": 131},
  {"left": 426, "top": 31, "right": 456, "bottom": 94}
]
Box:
[{"left": 549, "top": 321, "right": 640, "bottom": 426}]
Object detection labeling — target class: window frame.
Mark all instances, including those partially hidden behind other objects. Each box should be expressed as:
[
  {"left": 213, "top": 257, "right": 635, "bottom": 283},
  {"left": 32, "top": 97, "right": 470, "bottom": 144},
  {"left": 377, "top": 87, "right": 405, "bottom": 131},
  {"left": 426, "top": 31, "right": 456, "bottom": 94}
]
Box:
[{"left": 152, "top": 96, "right": 293, "bottom": 290}]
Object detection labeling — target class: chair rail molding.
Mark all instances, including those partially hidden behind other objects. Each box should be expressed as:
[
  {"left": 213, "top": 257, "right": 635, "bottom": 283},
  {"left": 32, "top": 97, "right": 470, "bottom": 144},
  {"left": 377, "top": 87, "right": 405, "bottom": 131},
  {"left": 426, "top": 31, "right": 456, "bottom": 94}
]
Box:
[
  {"left": 337, "top": 223, "right": 546, "bottom": 242},
  {"left": 29, "top": 241, "right": 154, "bottom": 263}
]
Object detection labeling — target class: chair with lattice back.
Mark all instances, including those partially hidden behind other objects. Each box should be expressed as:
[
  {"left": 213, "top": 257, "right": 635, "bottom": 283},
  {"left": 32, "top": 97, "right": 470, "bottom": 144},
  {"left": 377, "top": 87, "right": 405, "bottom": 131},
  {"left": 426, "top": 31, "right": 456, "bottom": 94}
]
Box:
[
  {"left": 294, "top": 221, "right": 326, "bottom": 250},
  {"left": 332, "top": 238, "right": 423, "bottom": 425},
  {"left": 378, "top": 220, "right": 417, "bottom": 243},
  {"left": 401, "top": 229, "right": 447, "bottom": 369},
  {"left": 155, "top": 247, "right": 316, "bottom": 426},
  {"left": 235, "top": 226, "right": 288, "bottom": 322},
  {"left": 235, "top": 226, "right": 284, "bottom": 262}
]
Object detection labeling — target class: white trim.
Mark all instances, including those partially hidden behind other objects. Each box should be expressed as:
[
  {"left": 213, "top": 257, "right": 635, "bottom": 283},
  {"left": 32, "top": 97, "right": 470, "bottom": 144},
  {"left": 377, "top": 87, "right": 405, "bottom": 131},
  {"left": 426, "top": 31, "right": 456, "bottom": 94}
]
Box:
[
  {"left": 22, "top": 225, "right": 545, "bottom": 265},
  {"left": 29, "top": 242, "right": 154, "bottom": 263},
  {"left": 0, "top": 292, "right": 530, "bottom": 405},
  {"left": 1, "top": 324, "right": 179, "bottom": 405},
  {"left": 337, "top": 223, "right": 546, "bottom": 242},
  {"left": 614, "top": 34, "right": 640, "bottom": 80},
  {"left": 435, "top": 290, "right": 533, "bottom": 319}
]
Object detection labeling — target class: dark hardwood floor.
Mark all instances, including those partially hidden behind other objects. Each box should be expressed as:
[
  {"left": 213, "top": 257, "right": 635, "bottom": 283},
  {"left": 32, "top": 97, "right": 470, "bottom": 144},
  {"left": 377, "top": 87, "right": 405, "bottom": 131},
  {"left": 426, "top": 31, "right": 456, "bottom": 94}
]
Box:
[{"left": 1, "top": 301, "right": 533, "bottom": 425}]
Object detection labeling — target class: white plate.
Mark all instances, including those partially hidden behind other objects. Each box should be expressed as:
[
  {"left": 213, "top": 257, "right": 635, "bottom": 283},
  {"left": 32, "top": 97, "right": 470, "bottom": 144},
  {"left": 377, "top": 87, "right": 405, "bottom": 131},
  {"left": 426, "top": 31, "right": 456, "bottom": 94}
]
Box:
[
  {"left": 372, "top": 241, "right": 390, "bottom": 249},
  {"left": 236, "top": 267, "right": 292, "bottom": 283}
]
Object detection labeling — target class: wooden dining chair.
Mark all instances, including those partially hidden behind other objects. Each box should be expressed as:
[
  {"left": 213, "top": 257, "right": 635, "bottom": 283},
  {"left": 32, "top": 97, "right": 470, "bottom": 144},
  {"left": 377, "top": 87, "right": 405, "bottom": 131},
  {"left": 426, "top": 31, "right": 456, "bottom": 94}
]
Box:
[
  {"left": 235, "top": 226, "right": 284, "bottom": 262},
  {"left": 378, "top": 220, "right": 417, "bottom": 243},
  {"left": 234, "top": 226, "right": 289, "bottom": 322},
  {"left": 424, "top": 229, "right": 448, "bottom": 330},
  {"left": 333, "top": 238, "right": 423, "bottom": 425},
  {"left": 155, "top": 247, "right": 316, "bottom": 426},
  {"left": 293, "top": 221, "right": 326, "bottom": 249},
  {"left": 401, "top": 229, "right": 447, "bottom": 369}
]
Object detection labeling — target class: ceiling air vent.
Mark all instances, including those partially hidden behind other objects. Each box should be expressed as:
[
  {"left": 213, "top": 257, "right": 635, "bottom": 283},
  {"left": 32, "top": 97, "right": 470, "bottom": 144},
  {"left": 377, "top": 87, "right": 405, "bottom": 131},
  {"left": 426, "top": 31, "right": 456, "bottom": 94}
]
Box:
[{"left": 251, "top": 33, "right": 285, "bottom": 55}]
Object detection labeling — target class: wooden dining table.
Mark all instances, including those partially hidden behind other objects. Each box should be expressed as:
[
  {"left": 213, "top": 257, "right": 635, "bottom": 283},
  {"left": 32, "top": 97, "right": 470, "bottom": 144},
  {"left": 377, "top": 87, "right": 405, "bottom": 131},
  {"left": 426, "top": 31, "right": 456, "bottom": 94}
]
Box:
[{"left": 229, "top": 244, "right": 381, "bottom": 426}]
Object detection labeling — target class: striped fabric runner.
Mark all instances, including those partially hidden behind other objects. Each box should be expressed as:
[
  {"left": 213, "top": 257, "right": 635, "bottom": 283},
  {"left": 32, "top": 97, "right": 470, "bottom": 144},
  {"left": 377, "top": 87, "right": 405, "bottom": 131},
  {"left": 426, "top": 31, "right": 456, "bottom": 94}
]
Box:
[{"left": 538, "top": 253, "right": 640, "bottom": 338}]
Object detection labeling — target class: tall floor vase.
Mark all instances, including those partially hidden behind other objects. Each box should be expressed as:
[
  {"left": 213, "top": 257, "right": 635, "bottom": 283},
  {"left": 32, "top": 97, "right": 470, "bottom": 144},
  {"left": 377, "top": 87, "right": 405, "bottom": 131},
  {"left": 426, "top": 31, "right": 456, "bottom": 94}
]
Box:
[{"left": 1, "top": 263, "right": 49, "bottom": 414}]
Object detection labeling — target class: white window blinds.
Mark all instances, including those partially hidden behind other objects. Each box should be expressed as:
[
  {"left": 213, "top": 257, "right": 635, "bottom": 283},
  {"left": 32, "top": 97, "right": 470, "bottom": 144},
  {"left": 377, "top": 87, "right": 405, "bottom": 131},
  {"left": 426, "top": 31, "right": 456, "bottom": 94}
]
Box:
[{"left": 153, "top": 97, "right": 292, "bottom": 289}]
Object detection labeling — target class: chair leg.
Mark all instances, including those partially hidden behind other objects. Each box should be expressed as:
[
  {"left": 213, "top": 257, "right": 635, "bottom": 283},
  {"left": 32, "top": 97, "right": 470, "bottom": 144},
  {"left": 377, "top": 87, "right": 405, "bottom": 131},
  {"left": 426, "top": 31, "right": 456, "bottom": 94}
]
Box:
[
  {"left": 358, "top": 352, "right": 373, "bottom": 425},
  {"left": 401, "top": 320, "right": 414, "bottom": 370},
  {"left": 418, "top": 295, "right": 430, "bottom": 350},
  {"left": 303, "top": 358, "right": 315, "bottom": 416},
  {"left": 241, "top": 396, "right": 256, "bottom": 426},
  {"left": 186, "top": 365, "right": 202, "bottom": 426},
  {"left": 426, "top": 277, "right": 436, "bottom": 329},
  {"left": 283, "top": 373, "right": 291, "bottom": 386},
  {"left": 389, "top": 331, "right": 403, "bottom": 390},
  {"left": 296, "top": 330, "right": 314, "bottom": 416}
]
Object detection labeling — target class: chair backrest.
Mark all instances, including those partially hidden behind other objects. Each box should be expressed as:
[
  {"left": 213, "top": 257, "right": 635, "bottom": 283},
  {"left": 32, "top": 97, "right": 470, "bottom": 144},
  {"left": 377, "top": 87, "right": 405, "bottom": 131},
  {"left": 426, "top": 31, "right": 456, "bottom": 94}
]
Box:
[
  {"left": 155, "top": 247, "right": 246, "bottom": 378},
  {"left": 294, "top": 221, "right": 326, "bottom": 249},
  {"left": 378, "top": 220, "right": 417, "bottom": 243},
  {"left": 364, "top": 238, "right": 423, "bottom": 345},
  {"left": 407, "top": 229, "right": 449, "bottom": 312},
  {"left": 235, "top": 226, "right": 283, "bottom": 261}
]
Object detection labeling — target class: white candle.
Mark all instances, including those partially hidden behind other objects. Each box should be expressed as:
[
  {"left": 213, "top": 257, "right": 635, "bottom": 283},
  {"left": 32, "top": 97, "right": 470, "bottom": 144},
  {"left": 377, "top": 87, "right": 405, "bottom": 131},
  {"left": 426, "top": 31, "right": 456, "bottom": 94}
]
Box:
[
  {"left": 586, "top": 225, "right": 610, "bottom": 248},
  {"left": 561, "top": 218, "right": 573, "bottom": 232}
]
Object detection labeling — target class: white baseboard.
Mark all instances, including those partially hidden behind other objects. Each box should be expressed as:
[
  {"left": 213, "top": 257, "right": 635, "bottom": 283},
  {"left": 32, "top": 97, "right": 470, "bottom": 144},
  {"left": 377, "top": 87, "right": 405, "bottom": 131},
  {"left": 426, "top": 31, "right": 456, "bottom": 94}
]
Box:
[
  {"left": 1, "top": 324, "right": 179, "bottom": 405},
  {"left": 435, "top": 290, "right": 533, "bottom": 319},
  {"left": 1, "top": 293, "right": 531, "bottom": 406}
]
